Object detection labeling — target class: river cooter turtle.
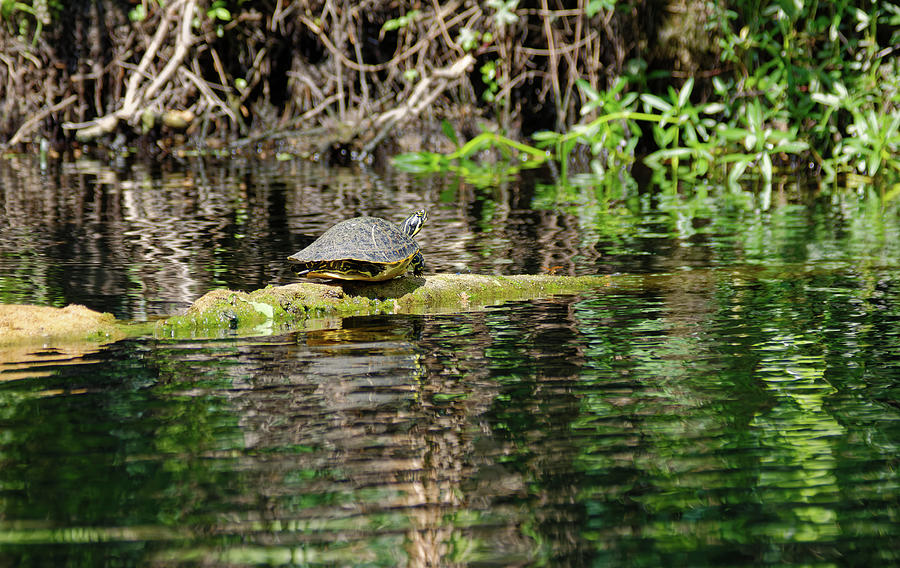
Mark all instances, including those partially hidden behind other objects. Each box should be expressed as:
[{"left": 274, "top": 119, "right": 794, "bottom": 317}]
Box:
[{"left": 287, "top": 210, "right": 427, "bottom": 281}]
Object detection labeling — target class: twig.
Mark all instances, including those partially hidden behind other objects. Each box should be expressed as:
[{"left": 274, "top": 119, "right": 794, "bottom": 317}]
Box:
[
  {"left": 138, "top": 0, "right": 195, "bottom": 106},
  {"left": 295, "top": 92, "right": 343, "bottom": 123},
  {"left": 207, "top": 45, "right": 230, "bottom": 88},
  {"left": 298, "top": 3, "right": 474, "bottom": 73},
  {"left": 494, "top": 70, "right": 547, "bottom": 103},
  {"left": 364, "top": 54, "right": 474, "bottom": 154},
  {"left": 349, "top": 11, "right": 370, "bottom": 106},
  {"left": 430, "top": 0, "right": 464, "bottom": 56},
  {"left": 5, "top": 94, "right": 77, "bottom": 147},
  {"left": 180, "top": 67, "right": 241, "bottom": 128},
  {"left": 540, "top": 0, "right": 562, "bottom": 127},
  {"left": 287, "top": 70, "right": 326, "bottom": 100},
  {"left": 122, "top": 0, "right": 183, "bottom": 113},
  {"left": 63, "top": 0, "right": 197, "bottom": 140}
]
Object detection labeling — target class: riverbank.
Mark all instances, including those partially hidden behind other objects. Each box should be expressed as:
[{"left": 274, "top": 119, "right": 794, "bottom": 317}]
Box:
[{"left": 0, "top": 1, "right": 701, "bottom": 159}]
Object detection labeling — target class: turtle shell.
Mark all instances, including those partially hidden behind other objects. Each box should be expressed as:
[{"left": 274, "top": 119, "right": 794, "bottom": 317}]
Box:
[{"left": 288, "top": 215, "right": 422, "bottom": 281}]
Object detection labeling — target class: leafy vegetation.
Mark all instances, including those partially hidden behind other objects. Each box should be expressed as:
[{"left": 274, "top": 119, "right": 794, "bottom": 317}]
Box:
[
  {"left": 0, "top": 0, "right": 896, "bottom": 200},
  {"left": 393, "top": 0, "right": 900, "bottom": 198},
  {"left": 0, "top": 0, "right": 58, "bottom": 45}
]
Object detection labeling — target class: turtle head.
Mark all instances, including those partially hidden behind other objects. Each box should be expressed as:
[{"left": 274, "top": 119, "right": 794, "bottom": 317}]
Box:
[{"left": 401, "top": 210, "right": 427, "bottom": 238}]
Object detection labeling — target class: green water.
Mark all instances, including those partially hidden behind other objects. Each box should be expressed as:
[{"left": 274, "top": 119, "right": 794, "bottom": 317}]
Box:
[{"left": 0, "top": 158, "right": 899, "bottom": 565}]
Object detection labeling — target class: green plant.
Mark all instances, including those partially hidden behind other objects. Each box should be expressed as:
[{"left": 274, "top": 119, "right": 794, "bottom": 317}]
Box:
[
  {"left": 128, "top": 0, "right": 161, "bottom": 22},
  {"left": 716, "top": 98, "right": 808, "bottom": 189},
  {"left": 382, "top": 9, "right": 421, "bottom": 32},
  {"left": 585, "top": 0, "right": 616, "bottom": 17},
  {"left": 486, "top": 0, "right": 519, "bottom": 28},
  {"left": 391, "top": 120, "right": 547, "bottom": 187},
  {"left": 480, "top": 60, "right": 500, "bottom": 103},
  {"left": 391, "top": 0, "right": 899, "bottom": 201},
  {"left": 1, "top": 0, "right": 57, "bottom": 45},
  {"left": 711, "top": 0, "right": 900, "bottom": 184},
  {"left": 532, "top": 78, "right": 656, "bottom": 185},
  {"left": 810, "top": 55, "right": 900, "bottom": 185},
  {"left": 639, "top": 78, "right": 720, "bottom": 179},
  {"left": 456, "top": 27, "right": 486, "bottom": 52}
]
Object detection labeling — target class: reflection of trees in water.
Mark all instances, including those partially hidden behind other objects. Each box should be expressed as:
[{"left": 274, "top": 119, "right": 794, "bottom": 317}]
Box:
[
  {"left": 1, "top": 158, "right": 602, "bottom": 317},
  {"left": 212, "top": 304, "right": 589, "bottom": 565},
  {"left": 225, "top": 317, "right": 490, "bottom": 565}
]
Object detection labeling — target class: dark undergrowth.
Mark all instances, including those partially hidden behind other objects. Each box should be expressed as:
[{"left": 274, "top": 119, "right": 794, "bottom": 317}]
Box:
[
  {"left": 0, "top": 1, "right": 702, "bottom": 157},
  {"left": 0, "top": 0, "right": 897, "bottom": 193}
]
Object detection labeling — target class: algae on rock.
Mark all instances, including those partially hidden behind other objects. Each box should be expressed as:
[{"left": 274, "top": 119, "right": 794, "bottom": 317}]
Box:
[
  {"left": 158, "top": 273, "right": 614, "bottom": 337},
  {"left": 0, "top": 273, "right": 616, "bottom": 344},
  {"left": 0, "top": 304, "right": 123, "bottom": 344}
]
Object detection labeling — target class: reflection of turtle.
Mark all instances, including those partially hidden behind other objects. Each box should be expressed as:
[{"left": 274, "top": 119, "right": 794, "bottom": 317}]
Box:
[{"left": 288, "top": 210, "right": 427, "bottom": 281}]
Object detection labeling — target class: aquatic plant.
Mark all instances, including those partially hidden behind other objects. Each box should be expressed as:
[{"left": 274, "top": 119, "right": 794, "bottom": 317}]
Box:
[{"left": 393, "top": 0, "right": 898, "bottom": 197}]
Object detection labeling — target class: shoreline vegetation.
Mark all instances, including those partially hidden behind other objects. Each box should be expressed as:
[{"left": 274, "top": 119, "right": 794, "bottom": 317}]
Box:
[
  {"left": 0, "top": 1, "right": 897, "bottom": 191},
  {"left": 0, "top": 273, "right": 615, "bottom": 343}
]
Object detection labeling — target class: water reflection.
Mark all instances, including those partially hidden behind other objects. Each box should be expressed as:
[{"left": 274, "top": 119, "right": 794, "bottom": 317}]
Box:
[
  {"left": 1, "top": 158, "right": 610, "bottom": 320},
  {"left": 4, "top": 157, "right": 900, "bottom": 322},
  {"left": 1, "top": 266, "right": 900, "bottom": 564},
  {"left": 3, "top": 157, "right": 900, "bottom": 565}
]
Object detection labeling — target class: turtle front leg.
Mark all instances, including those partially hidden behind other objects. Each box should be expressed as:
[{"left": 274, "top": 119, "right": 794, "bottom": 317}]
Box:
[{"left": 410, "top": 252, "right": 425, "bottom": 276}]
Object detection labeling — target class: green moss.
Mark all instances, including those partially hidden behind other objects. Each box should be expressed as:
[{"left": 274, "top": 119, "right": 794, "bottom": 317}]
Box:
[
  {"left": 0, "top": 274, "right": 617, "bottom": 345},
  {"left": 155, "top": 273, "right": 614, "bottom": 338}
]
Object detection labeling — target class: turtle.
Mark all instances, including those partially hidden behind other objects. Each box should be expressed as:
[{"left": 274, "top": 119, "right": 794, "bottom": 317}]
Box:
[{"left": 287, "top": 210, "right": 427, "bottom": 281}]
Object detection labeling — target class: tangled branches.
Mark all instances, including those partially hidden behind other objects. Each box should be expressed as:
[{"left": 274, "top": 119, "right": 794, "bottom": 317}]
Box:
[{"left": 0, "top": 0, "right": 656, "bottom": 153}]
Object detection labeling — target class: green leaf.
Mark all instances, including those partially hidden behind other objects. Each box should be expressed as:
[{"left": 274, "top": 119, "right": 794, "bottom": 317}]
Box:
[
  {"left": 487, "top": 0, "right": 519, "bottom": 28},
  {"left": 586, "top": 0, "right": 616, "bottom": 17},
  {"left": 382, "top": 10, "right": 420, "bottom": 32},
  {"left": 391, "top": 152, "right": 444, "bottom": 173},
  {"left": 774, "top": 140, "right": 809, "bottom": 154},
  {"left": 718, "top": 152, "right": 750, "bottom": 163},
  {"left": 644, "top": 147, "right": 693, "bottom": 169},
  {"left": 576, "top": 78, "right": 601, "bottom": 103},
  {"left": 761, "top": 152, "right": 773, "bottom": 183},
  {"left": 441, "top": 119, "right": 459, "bottom": 147},
  {"left": 640, "top": 93, "right": 671, "bottom": 113},
  {"left": 775, "top": 0, "right": 800, "bottom": 20},
  {"left": 677, "top": 77, "right": 694, "bottom": 109},
  {"left": 718, "top": 127, "right": 751, "bottom": 141},
  {"left": 531, "top": 130, "right": 560, "bottom": 142},
  {"left": 456, "top": 27, "right": 480, "bottom": 51},
  {"left": 811, "top": 92, "right": 841, "bottom": 107},
  {"left": 728, "top": 158, "right": 751, "bottom": 186},
  {"left": 128, "top": 3, "right": 147, "bottom": 22}
]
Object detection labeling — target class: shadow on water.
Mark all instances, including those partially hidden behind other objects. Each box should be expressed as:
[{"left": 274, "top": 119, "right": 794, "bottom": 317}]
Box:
[{"left": 1, "top": 157, "right": 900, "bottom": 565}]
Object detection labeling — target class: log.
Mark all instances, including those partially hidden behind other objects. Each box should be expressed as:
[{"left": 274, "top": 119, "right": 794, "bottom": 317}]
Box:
[
  {"left": 0, "top": 273, "right": 616, "bottom": 344},
  {"left": 158, "top": 273, "right": 614, "bottom": 336}
]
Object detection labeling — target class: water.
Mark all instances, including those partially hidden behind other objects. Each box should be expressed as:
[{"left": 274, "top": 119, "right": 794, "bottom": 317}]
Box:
[{"left": 1, "top": 158, "right": 899, "bottom": 566}]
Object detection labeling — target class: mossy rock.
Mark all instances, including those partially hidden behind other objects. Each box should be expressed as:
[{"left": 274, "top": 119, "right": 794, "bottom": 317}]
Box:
[
  {"left": 0, "top": 273, "right": 619, "bottom": 344},
  {"left": 0, "top": 304, "right": 123, "bottom": 345},
  {"left": 157, "top": 273, "right": 615, "bottom": 337}
]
